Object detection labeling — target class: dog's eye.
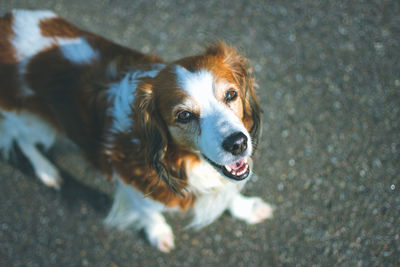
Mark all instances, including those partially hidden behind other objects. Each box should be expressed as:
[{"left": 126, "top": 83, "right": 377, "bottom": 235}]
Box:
[
  {"left": 225, "top": 90, "right": 238, "bottom": 103},
  {"left": 176, "top": 110, "right": 194, "bottom": 123}
]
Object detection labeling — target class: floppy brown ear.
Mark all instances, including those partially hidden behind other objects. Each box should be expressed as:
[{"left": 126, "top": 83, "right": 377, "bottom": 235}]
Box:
[
  {"left": 134, "top": 81, "right": 183, "bottom": 193},
  {"left": 135, "top": 82, "right": 166, "bottom": 170},
  {"left": 206, "top": 42, "right": 262, "bottom": 151},
  {"left": 242, "top": 74, "right": 262, "bottom": 151}
]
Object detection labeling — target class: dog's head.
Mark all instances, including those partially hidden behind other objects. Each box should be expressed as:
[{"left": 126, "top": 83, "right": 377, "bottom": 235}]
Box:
[{"left": 134, "top": 42, "right": 261, "bottom": 190}]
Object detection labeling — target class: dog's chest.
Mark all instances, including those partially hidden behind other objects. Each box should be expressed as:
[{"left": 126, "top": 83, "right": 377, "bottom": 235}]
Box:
[{"left": 185, "top": 159, "right": 245, "bottom": 228}]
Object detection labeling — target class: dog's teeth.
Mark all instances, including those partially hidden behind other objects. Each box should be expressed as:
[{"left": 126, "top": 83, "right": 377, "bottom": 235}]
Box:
[
  {"left": 236, "top": 165, "right": 249, "bottom": 176},
  {"left": 225, "top": 161, "right": 250, "bottom": 177}
]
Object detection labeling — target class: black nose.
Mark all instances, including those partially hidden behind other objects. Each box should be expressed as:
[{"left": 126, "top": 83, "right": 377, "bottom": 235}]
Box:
[{"left": 222, "top": 132, "right": 248, "bottom": 156}]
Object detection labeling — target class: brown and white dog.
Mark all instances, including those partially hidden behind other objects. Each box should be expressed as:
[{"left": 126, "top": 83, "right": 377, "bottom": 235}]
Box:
[{"left": 0, "top": 10, "right": 273, "bottom": 252}]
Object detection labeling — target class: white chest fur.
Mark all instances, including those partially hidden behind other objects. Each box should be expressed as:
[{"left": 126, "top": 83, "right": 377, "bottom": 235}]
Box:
[{"left": 186, "top": 158, "right": 247, "bottom": 228}]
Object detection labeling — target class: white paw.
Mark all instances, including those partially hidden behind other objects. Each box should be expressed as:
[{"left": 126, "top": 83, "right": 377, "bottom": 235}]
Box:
[
  {"left": 37, "top": 168, "right": 62, "bottom": 190},
  {"left": 229, "top": 195, "right": 274, "bottom": 224},
  {"left": 146, "top": 223, "right": 175, "bottom": 253},
  {"left": 16, "top": 141, "right": 62, "bottom": 190},
  {"left": 153, "top": 232, "right": 175, "bottom": 253},
  {"left": 245, "top": 197, "right": 274, "bottom": 224}
]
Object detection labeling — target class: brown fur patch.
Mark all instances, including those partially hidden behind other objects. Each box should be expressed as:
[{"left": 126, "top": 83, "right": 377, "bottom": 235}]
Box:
[
  {"left": 0, "top": 12, "right": 19, "bottom": 110},
  {"left": 40, "top": 16, "right": 163, "bottom": 81},
  {"left": 40, "top": 17, "right": 85, "bottom": 38},
  {"left": 23, "top": 44, "right": 114, "bottom": 173},
  {"left": 0, "top": 12, "right": 16, "bottom": 64},
  {"left": 109, "top": 131, "right": 198, "bottom": 209}
]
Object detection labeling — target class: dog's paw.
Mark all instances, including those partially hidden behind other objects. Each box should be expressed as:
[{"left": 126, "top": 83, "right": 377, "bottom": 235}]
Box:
[
  {"left": 229, "top": 195, "right": 274, "bottom": 224},
  {"left": 154, "top": 232, "right": 175, "bottom": 253},
  {"left": 245, "top": 197, "right": 274, "bottom": 224},
  {"left": 146, "top": 222, "right": 175, "bottom": 253},
  {"left": 36, "top": 166, "right": 63, "bottom": 190}
]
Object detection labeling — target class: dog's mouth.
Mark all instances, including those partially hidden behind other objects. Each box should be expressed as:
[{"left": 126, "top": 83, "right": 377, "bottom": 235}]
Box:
[{"left": 203, "top": 155, "right": 250, "bottom": 181}]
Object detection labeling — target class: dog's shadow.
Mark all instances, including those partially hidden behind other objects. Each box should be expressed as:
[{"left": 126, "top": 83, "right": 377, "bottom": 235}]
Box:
[
  {"left": 9, "top": 144, "right": 112, "bottom": 215},
  {"left": 58, "top": 168, "right": 112, "bottom": 215}
]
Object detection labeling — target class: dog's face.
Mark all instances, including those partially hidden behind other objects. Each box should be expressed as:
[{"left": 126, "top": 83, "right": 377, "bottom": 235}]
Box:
[
  {"left": 135, "top": 43, "right": 261, "bottom": 184},
  {"left": 167, "top": 66, "right": 253, "bottom": 181}
]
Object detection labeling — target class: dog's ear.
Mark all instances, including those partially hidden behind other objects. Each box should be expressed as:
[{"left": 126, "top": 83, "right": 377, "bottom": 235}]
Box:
[
  {"left": 134, "top": 81, "right": 182, "bottom": 193},
  {"left": 243, "top": 75, "right": 262, "bottom": 151},
  {"left": 206, "top": 42, "right": 262, "bottom": 150},
  {"left": 135, "top": 81, "right": 167, "bottom": 173}
]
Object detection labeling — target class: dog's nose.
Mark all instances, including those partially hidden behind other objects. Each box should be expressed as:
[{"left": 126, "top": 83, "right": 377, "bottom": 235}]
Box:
[{"left": 222, "top": 132, "right": 248, "bottom": 156}]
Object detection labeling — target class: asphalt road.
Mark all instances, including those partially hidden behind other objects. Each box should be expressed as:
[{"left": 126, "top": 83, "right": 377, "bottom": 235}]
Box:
[{"left": 1, "top": 0, "right": 399, "bottom": 266}]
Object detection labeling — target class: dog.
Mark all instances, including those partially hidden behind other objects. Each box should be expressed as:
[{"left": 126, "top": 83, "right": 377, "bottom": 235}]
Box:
[{"left": 0, "top": 10, "right": 273, "bottom": 252}]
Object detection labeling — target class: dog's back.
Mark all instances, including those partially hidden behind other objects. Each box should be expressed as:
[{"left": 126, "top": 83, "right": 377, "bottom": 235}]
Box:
[
  {"left": 0, "top": 10, "right": 160, "bottom": 186},
  {"left": 0, "top": 10, "right": 162, "bottom": 169},
  {"left": 0, "top": 9, "right": 160, "bottom": 116}
]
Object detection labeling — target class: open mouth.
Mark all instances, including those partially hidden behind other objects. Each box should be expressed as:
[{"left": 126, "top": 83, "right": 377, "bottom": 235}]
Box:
[{"left": 203, "top": 155, "right": 250, "bottom": 181}]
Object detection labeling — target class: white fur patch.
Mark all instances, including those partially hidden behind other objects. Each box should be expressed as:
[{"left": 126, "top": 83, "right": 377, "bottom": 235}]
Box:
[
  {"left": 106, "top": 74, "right": 136, "bottom": 133},
  {"left": 105, "top": 176, "right": 175, "bottom": 252},
  {"left": 229, "top": 195, "right": 274, "bottom": 224},
  {"left": 175, "top": 66, "right": 215, "bottom": 115},
  {"left": 106, "top": 65, "right": 164, "bottom": 133},
  {"left": 187, "top": 158, "right": 231, "bottom": 194},
  {"left": 58, "top": 38, "right": 99, "bottom": 64},
  {"left": 104, "top": 177, "right": 166, "bottom": 229},
  {"left": 11, "top": 10, "right": 57, "bottom": 60},
  {"left": 11, "top": 10, "right": 57, "bottom": 96},
  {"left": 0, "top": 110, "right": 56, "bottom": 158},
  {"left": 186, "top": 158, "right": 247, "bottom": 228},
  {"left": 0, "top": 110, "right": 60, "bottom": 189},
  {"left": 16, "top": 138, "right": 62, "bottom": 190}
]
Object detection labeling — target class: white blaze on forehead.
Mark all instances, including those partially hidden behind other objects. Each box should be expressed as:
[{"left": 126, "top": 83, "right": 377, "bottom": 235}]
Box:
[{"left": 175, "top": 65, "right": 215, "bottom": 115}]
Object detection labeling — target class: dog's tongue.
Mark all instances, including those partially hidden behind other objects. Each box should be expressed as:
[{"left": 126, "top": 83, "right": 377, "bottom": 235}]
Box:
[{"left": 228, "top": 159, "right": 246, "bottom": 171}]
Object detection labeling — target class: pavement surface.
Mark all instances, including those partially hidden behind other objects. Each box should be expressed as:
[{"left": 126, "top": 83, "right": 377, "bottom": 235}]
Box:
[{"left": 1, "top": 0, "right": 399, "bottom": 266}]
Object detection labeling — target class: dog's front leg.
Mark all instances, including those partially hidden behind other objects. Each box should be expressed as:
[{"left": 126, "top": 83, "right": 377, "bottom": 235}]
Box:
[
  {"left": 142, "top": 211, "right": 175, "bottom": 253},
  {"left": 105, "top": 179, "right": 175, "bottom": 252},
  {"left": 228, "top": 193, "right": 274, "bottom": 224}
]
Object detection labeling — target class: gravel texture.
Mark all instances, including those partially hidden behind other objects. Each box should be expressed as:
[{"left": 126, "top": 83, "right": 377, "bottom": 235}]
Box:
[{"left": 1, "top": 0, "right": 399, "bottom": 266}]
